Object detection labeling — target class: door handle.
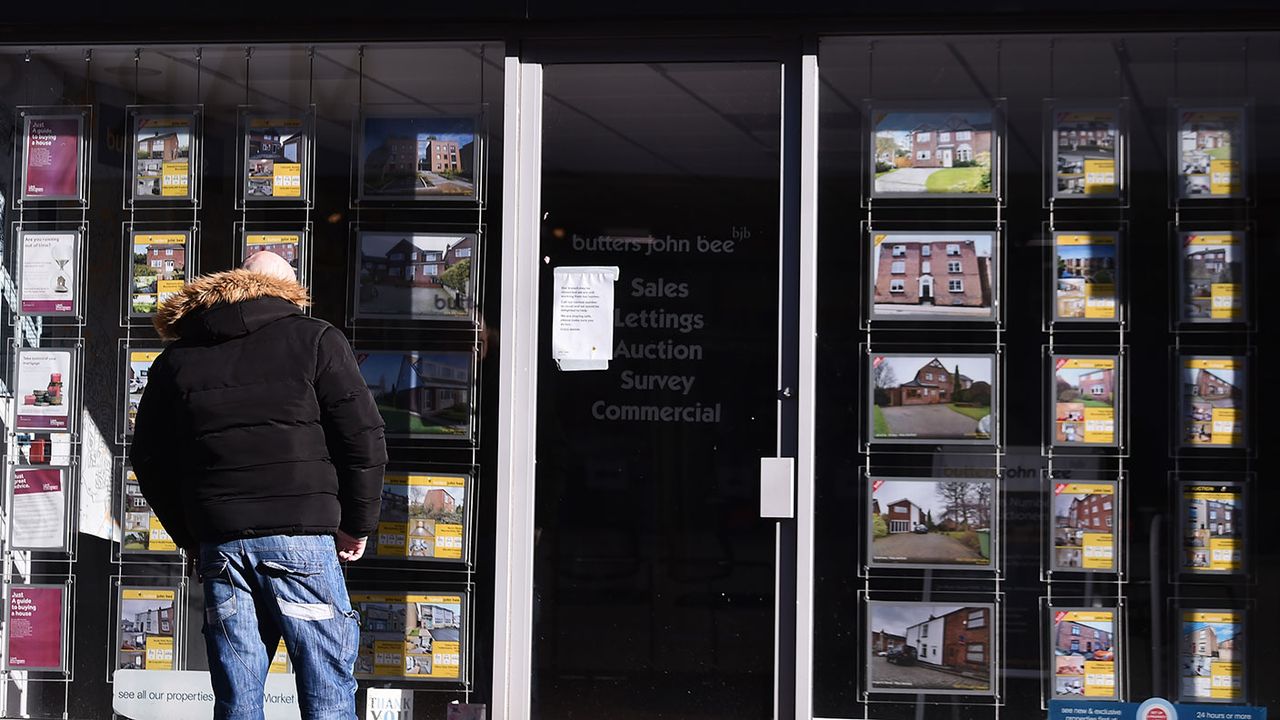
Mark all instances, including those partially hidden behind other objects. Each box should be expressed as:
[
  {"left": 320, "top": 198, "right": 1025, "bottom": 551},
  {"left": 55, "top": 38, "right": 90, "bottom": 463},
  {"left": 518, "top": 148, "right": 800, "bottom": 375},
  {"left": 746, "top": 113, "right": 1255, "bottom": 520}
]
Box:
[{"left": 759, "top": 457, "right": 795, "bottom": 519}]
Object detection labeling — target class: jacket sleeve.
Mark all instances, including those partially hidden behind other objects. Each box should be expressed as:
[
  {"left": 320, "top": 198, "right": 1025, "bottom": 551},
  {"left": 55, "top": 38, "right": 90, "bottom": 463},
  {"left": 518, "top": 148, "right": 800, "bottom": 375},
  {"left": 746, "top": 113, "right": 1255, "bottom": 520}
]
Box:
[
  {"left": 128, "top": 357, "right": 198, "bottom": 551},
  {"left": 314, "top": 326, "right": 388, "bottom": 538}
]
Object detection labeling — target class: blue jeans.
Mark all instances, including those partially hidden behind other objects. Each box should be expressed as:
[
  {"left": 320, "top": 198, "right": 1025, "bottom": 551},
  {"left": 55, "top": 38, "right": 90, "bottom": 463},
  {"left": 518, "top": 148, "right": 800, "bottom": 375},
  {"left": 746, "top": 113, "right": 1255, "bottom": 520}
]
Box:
[{"left": 198, "top": 534, "right": 359, "bottom": 720}]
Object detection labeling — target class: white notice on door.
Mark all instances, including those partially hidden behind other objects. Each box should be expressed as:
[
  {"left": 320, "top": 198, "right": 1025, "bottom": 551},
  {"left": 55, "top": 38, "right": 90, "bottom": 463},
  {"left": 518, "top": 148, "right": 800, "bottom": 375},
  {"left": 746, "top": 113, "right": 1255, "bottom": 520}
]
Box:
[{"left": 552, "top": 266, "right": 620, "bottom": 371}]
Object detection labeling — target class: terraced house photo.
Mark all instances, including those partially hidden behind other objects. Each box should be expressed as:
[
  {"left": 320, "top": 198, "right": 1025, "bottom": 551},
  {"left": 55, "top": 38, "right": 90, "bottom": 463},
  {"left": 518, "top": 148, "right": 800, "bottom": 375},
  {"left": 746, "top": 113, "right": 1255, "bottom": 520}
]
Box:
[
  {"left": 1181, "top": 358, "right": 1245, "bottom": 447},
  {"left": 869, "top": 477, "right": 993, "bottom": 568},
  {"left": 871, "top": 355, "right": 994, "bottom": 442},
  {"left": 872, "top": 110, "right": 995, "bottom": 196},
  {"left": 868, "top": 603, "right": 993, "bottom": 694},
  {"left": 870, "top": 233, "right": 995, "bottom": 319}
]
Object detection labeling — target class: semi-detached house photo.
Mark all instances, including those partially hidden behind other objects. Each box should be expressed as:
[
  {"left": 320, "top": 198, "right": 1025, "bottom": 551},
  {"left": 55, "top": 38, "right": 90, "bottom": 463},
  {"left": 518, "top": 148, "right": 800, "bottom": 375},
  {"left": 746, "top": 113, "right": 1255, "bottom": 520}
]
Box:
[
  {"left": 873, "top": 110, "right": 995, "bottom": 195},
  {"left": 869, "top": 603, "right": 993, "bottom": 693}
]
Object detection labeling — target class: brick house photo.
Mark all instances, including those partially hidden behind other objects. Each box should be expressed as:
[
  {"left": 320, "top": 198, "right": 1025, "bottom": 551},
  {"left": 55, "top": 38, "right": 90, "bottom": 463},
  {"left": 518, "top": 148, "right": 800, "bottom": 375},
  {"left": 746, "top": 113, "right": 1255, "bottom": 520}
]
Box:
[
  {"left": 869, "top": 603, "right": 993, "bottom": 693},
  {"left": 872, "top": 355, "right": 993, "bottom": 442},
  {"left": 1052, "top": 610, "right": 1116, "bottom": 697},
  {"left": 1182, "top": 360, "right": 1244, "bottom": 446},
  {"left": 1053, "top": 235, "right": 1117, "bottom": 320},
  {"left": 871, "top": 233, "right": 994, "bottom": 319},
  {"left": 356, "top": 231, "right": 477, "bottom": 320},
  {"left": 1052, "top": 486, "right": 1115, "bottom": 570},
  {"left": 133, "top": 117, "right": 192, "bottom": 198},
  {"left": 872, "top": 110, "right": 995, "bottom": 195},
  {"left": 1181, "top": 613, "right": 1244, "bottom": 701},
  {"left": 357, "top": 350, "right": 473, "bottom": 439}
]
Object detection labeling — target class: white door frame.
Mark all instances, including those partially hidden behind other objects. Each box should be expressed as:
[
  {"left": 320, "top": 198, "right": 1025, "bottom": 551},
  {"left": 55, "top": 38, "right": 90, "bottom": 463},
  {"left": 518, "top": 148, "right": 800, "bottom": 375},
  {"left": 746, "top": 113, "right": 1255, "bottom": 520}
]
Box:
[{"left": 491, "top": 52, "right": 822, "bottom": 720}]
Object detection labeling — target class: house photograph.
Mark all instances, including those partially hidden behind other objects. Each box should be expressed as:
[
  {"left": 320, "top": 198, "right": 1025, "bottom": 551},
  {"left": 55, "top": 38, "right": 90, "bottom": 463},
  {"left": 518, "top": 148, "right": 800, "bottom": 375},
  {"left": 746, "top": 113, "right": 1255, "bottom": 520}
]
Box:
[
  {"left": 356, "top": 231, "right": 476, "bottom": 320},
  {"left": 1054, "top": 235, "right": 1117, "bottom": 320},
  {"left": 1052, "top": 356, "right": 1118, "bottom": 446},
  {"left": 868, "top": 603, "right": 993, "bottom": 694},
  {"left": 125, "top": 351, "right": 159, "bottom": 436},
  {"left": 1177, "top": 110, "right": 1244, "bottom": 198},
  {"left": 1052, "top": 610, "right": 1116, "bottom": 698},
  {"left": 246, "top": 119, "right": 305, "bottom": 198},
  {"left": 130, "top": 234, "right": 187, "bottom": 315},
  {"left": 1053, "top": 110, "right": 1118, "bottom": 197},
  {"left": 1181, "top": 485, "right": 1244, "bottom": 573},
  {"left": 1052, "top": 483, "right": 1116, "bottom": 571},
  {"left": 356, "top": 350, "right": 473, "bottom": 438},
  {"left": 133, "top": 117, "right": 191, "bottom": 198},
  {"left": 242, "top": 233, "right": 303, "bottom": 273},
  {"left": 360, "top": 116, "right": 477, "bottom": 199},
  {"left": 1182, "top": 359, "right": 1244, "bottom": 447},
  {"left": 870, "top": 233, "right": 994, "bottom": 319},
  {"left": 1180, "top": 611, "right": 1244, "bottom": 702},
  {"left": 871, "top": 355, "right": 993, "bottom": 442},
  {"left": 1181, "top": 234, "right": 1244, "bottom": 321},
  {"left": 117, "top": 590, "right": 176, "bottom": 671},
  {"left": 872, "top": 110, "right": 994, "bottom": 195},
  {"left": 869, "top": 478, "right": 992, "bottom": 568}
]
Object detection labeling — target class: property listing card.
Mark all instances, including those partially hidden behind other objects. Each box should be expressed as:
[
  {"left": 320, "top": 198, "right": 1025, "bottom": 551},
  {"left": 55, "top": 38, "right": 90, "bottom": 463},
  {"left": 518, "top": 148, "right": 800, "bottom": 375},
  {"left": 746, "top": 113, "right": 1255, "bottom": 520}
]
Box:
[
  {"left": 116, "top": 587, "right": 177, "bottom": 671},
  {"left": 370, "top": 473, "right": 467, "bottom": 561},
  {"left": 1053, "top": 232, "right": 1117, "bottom": 321},
  {"left": 1181, "top": 357, "right": 1246, "bottom": 448},
  {"left": 1180, "top": 482, "right": 1245, "bottom": 574},
  {"left": 1051, "top": 608, "right": 1119, "bottom": 699},
  {"left": 1180, "top": 232, "right": 1245, "bottom": 323},
  {"left": 350, "top": 593, "right": 464, "bottom": 681},
  {"left": 1052, "top": 356, "right": 1118, "bottom": 446},
  {"left": 246, "top": 117, "right": 305, "bottom": 199},
  {"left": 1051, "top": 482, "right": 1117, "bottom": 572},
  {"left": 1180, "top": 610, "right": 1245, "bottom": 702}
]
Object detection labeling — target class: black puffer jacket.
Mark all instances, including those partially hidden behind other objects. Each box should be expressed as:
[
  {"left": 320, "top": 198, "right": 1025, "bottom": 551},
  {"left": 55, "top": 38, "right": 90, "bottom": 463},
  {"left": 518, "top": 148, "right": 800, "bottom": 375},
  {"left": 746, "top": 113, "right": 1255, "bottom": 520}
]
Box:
[{"left": 130, "top": 269, "right": 387, "bottom": 549}]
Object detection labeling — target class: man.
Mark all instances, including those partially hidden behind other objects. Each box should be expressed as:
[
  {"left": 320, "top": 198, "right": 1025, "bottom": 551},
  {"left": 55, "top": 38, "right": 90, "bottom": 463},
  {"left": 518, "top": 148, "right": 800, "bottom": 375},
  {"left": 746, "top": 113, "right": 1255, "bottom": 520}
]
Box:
[{"left": 131, "top": 251, "right": 386, "bottom": 720}]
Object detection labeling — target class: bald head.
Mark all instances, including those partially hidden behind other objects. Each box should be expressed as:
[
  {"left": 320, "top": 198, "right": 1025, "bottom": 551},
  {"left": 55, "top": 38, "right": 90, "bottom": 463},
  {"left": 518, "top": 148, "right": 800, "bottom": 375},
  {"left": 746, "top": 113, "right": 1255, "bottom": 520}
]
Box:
[{"left": 242, "top": 250, "right": 297, "bottom": 282}]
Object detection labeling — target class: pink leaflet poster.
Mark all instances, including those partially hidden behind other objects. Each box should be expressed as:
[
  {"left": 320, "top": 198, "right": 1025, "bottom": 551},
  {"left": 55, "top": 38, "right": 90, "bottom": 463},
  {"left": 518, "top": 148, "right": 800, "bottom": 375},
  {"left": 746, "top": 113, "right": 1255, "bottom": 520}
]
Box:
[
  {"left": 14, "top": 350, "right": 74, "bottom": 432},
  {"left": 9, "top": 468, "right": 68, "bottom": 550},
  {"left": 5, "top": 585, "right": 65, "bottom": 671},
  {"left": 22, "top": 116, "right": 81, "bottom": 200}
]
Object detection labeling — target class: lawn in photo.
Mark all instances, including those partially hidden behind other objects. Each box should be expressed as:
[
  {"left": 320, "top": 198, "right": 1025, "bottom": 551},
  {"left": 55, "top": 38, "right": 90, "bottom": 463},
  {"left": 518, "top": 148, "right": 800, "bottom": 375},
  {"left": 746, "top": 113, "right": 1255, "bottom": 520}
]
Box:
[
  {"left": 1051, "top": 609, "right": 1117, "bottom": 698},
  {"left": 360, "top": 116, "right": 476, "bottom": 199},
  {"left": 869, "top": 477, "right": 993, "bottom": 568},
  {"left": 1177, "top": 109, "right": 1244, "bottom": 198},
  {"left": 372, "top": 473, "right": 467, "bottom": 560},
  {"left": 1053, "top": 233, "right": 1117, "bottom": 321},
  {"left": 1180, "top": 483, "right": 1244, "bottom": 574},
  {"left": 1180, "top": 232, "right": 1245, "bottom": 322},
  {"left": 133, "top": 116, "right": 192, "bottom": 199},
  {"left": 351, "top": 593, "right": 463, "bottom": 680},
  {"left": 1053, "top": 110, "right": 1119, "bottom": 198},
  {"left": 868, "top": 602, "right": 993, "bottom": 694},
  {"left": 246, "top": 117, "right": 305, "bottom": 199},
  {"left": 871, "top": 355, "right": 994, "bottom": 442},
  {"left": 870, "top": 233, "right": 995, "bottom": 319},
  {"left": 356, "top": 350, "right": 472, "bottom": 439},
  {"left": 117, "top": 588, "right": 176, "bottom": 671},
  {"left": 1051, "top": 482, "right": 1116, "bottom": 572},
  {"left": 1052, "top": 356, "right": 1118, "bottom": 446},
  {"left": 356, "top": 232, "right": 476, "bottom": 320},
  {"left": 1180, "top": 611, "right": 1244, "bottom": 702},
  {"left": 130, "top": 232, "right": 188, "bottom": 316},
  {"left": 872, "top": 110, "right": 995, "bottom": 196},
  {"left": 1181, "top": 357, "right": 1245, "bottom": 448}
]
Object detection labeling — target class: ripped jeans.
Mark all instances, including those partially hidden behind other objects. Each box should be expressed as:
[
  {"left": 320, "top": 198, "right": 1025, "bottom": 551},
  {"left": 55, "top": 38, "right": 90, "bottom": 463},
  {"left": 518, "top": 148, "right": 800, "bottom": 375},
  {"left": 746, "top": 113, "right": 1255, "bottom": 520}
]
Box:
[{"left": 198, "top": 534, "right": 359, "bottom": 720}]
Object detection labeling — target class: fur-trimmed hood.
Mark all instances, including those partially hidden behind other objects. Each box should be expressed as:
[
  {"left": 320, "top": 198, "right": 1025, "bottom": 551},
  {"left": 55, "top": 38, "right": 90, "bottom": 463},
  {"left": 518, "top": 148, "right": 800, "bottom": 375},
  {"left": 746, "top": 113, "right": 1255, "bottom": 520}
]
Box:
[{"left": 154, "top": 269, "right": 310, "bottom": 340}]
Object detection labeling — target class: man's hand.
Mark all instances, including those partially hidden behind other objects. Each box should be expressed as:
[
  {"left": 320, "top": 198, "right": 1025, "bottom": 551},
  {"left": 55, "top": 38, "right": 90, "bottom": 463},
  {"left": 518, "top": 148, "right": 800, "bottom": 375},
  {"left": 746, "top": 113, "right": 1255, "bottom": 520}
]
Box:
[{"left": 335, "top": 530, "right": 367, "bottom": 563}]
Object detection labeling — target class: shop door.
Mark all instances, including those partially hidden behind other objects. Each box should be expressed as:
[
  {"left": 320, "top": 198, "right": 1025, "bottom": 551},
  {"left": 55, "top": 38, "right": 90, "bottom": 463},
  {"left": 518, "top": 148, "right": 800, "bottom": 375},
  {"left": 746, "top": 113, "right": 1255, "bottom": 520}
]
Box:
[{"left": 530, "top": 61, "right": 785, "bottom": 720}]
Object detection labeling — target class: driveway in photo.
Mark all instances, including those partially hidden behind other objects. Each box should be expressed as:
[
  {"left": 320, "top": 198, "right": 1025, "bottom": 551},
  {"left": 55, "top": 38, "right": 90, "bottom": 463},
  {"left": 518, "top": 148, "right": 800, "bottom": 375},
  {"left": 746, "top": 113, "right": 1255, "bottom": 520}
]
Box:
[
  {"left": 870, "top": 656, "right": 987, "bottom": 692},
  {"left": 881, "top": 404, "right": 980, "bottom": 436},
  {"left": 873, "top": 533, "right": 984, "bottom": 562},
  {"left": 875, "top": 167, "right": 938, "bottom": 193}
]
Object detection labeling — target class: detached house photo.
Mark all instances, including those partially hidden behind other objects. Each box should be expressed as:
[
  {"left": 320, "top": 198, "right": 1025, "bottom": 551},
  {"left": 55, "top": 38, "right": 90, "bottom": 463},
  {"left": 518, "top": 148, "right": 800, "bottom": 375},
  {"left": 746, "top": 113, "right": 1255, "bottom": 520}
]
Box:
[
  {"left": 870, "top": 478, "right": 992, "bottom": 567},
  {"left": 356, "top": 231, "right": 477, "bottom": 320},
  {"left": 869, "top": 603, "right": 993, "bottom": 693},
  {"left": 133, "top": 119, "right": 191, "bottom": 198},
  {"left": 871, "top": 233, "right": 995, "bottom": 319},
  {"left": 357, "top": 350, "right": 473, "bottom": 439},
  {"left": 871, "top": 355, "right": 993, "bottom": 442},
  {"left": 246, "top": 121, "right": 305, "bottom": 197},
  {"left": 872, "top": 110, "right": 995, "bottom": 195},
  {"left": 1053, "top": 358, "right": 1117, "bottom": 445}
]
